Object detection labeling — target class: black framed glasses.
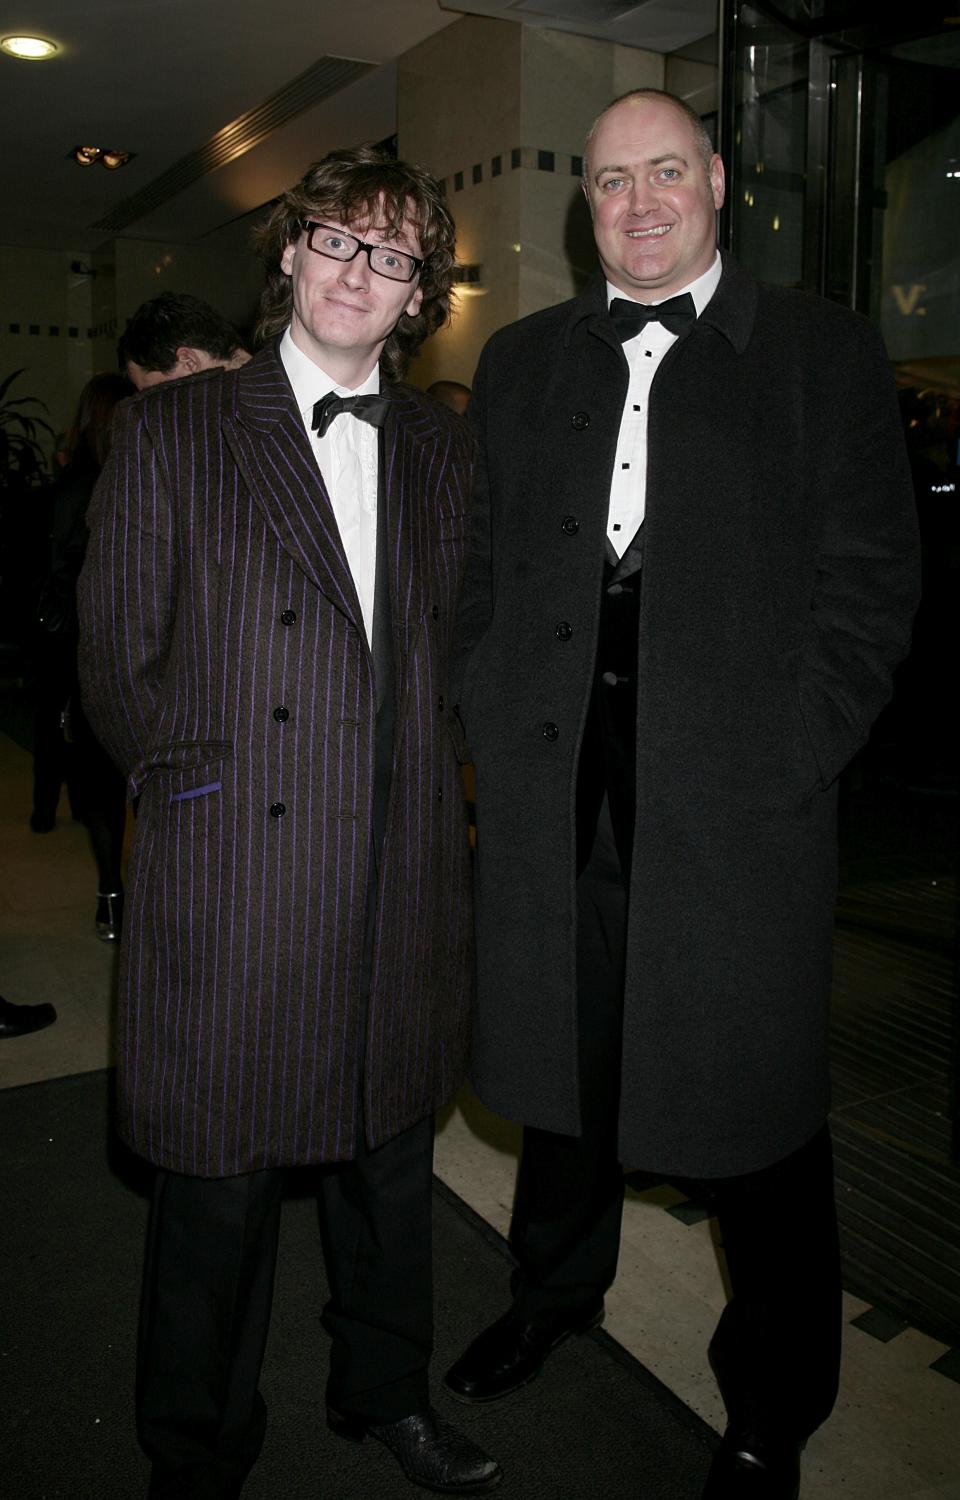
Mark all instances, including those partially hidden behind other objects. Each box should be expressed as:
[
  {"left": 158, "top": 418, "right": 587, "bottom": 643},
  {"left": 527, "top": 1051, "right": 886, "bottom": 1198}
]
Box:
[{"left": 301, "top": 221, "right": 424, "bottom": 283}]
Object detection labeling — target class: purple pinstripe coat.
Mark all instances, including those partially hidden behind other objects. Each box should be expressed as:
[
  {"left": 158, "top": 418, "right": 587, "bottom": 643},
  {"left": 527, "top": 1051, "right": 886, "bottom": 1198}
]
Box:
[{"left": 77, "top": 343, "right": 474, "bottom": 1177}]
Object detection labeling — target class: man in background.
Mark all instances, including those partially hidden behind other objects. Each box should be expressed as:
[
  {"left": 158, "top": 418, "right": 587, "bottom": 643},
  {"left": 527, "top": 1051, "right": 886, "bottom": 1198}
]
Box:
[
  {"left": 446, "top": 88, "right": 918, "bottom": 1499},
  {"left": 118, "top": 290, "right": 250, "bottom": 389},
  {"left": 427, "top": 378, "right": 471, "bottom": 416}
]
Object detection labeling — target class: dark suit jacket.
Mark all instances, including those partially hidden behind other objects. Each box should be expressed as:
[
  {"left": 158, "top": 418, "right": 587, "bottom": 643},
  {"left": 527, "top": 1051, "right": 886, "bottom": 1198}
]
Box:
[
  {"left": 78, "top": 343, "right": 474, "bottom": 1176},
  {"left": 453, "top": 255, "right": 920, "bottom": 1178}
]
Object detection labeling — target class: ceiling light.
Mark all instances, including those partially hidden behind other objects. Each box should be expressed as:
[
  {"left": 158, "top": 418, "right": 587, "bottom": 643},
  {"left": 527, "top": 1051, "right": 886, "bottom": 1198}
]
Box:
[
  {"left": 70, "top": 145, "right": 135, "bottom": 170},
  {"left": 1, "top": 35, "right": 58, "bottom": 60}
]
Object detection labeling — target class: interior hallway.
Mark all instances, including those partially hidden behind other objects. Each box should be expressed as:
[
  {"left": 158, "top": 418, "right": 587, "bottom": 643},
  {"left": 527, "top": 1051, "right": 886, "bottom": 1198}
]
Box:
[{"left": 1, "top": 726, "right": 958, "bottom": 1500}]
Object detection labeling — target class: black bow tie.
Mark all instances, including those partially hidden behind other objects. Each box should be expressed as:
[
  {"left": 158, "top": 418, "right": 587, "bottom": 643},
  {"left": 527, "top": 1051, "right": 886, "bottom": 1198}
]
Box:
[
  {"left": 311, "top": 391, "right": 391, "bottom": 439},
  {"left": 608, "top": 293, "right": 697, "bottom": 341}
]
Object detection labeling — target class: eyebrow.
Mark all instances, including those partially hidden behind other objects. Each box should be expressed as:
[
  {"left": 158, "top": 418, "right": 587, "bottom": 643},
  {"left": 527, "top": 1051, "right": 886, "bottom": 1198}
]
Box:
[{"left": 594, "top": 152, "right": 690, "bottom": 178}]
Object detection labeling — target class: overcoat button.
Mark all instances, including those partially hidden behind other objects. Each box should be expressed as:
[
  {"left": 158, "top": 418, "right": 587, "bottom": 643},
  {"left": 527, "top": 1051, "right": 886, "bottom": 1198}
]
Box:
[
  {"left": 542, "top": 722, "right": 559, "bottom": 741},
  {"left": 561, "top": 516, "right": 579, "bottom": 535},
  {"left": 555, "top": 622, "right": 572, "bottom": 641},
  {"left": 571, "top": 411, "right": 590, "bottom": 430},
  {"left": 269, "top": 802, "right": 286, "bottom": 818},
  {"left": 273, "top": 706, "right": 289, "bottom": 723},
  {"left": 437, "top": 788, "right": 444, "bottom": 802},
  {"left": 432, "top": 604, "right": 439, "bottom": 619},
  {"left": 438, "top": 694, "right": 445, "bottom": 710},
  {"left": 280, "top": 609, "right": 297, "bottom": 626}
]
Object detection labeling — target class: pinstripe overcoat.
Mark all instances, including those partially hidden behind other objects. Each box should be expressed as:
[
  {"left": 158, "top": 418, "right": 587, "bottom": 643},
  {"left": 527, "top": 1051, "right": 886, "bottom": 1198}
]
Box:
[{"left": 77, "top": 344, "right": 474, "bottom": 1177}]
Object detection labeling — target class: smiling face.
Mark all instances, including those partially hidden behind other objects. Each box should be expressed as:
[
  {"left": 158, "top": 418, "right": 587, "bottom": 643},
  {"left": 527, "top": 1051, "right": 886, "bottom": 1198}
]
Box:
[
  {"left": 584, "top": 95, "right": 725, "bottom": 302},
  {"left": 279, "top": 195, "right": 424, "bottom": 388}
]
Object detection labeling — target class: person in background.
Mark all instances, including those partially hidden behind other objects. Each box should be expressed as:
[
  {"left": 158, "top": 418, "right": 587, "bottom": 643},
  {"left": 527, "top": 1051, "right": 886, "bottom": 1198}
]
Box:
[
  {"left": 37, "top": 373, "right": 132, "bottom": 938},
  {"left": 445, "top": 88, "right": 919, "bottom": 1500},
  {"left": 118, "top": 291, "right": 250, "bottom": 390},
  {"left": 78, "top": 145, "right": 499, "bottom": 1500},
  {"left": 427, "top": 379, "right": 471, "bottom": 416}
]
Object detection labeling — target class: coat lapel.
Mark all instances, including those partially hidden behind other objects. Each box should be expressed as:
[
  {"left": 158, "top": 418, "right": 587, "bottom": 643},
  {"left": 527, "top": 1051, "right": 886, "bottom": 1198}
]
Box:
[
  {"left": 222, "top": 343, "right": 363, "bottom": 630},
  {"left": 381, "top": 384, "right": 445, "bottom": 686}
]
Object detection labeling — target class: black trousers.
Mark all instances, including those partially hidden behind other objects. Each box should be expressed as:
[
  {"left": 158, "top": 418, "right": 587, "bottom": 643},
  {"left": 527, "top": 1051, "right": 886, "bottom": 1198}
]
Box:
[
  {"left": 138, "top": 1117, "right": 435, "bottom": 1499},
  {"left": 510, "top": 801, "right": 842, "bottom": 1443}
]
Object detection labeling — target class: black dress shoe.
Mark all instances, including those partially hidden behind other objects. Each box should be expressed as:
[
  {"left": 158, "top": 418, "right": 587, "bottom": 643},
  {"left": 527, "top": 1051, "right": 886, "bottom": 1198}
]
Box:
[
  {"left": 701, "top": 1431, "right": 803, "bottom": 1499},
  {"left": 328, "top": 1405, "right": 502, "bottom": 1494},
  {"left": 443, "top": 1301, "right": 604, "bottom": 1403},
  {"left": 0, "top": 996, "right": 57, "bottom": 1038}
]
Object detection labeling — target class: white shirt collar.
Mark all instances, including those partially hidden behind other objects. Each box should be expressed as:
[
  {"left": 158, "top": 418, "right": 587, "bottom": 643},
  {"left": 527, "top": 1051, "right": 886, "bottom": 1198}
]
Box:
[
  {"left": 605, "top": 250, "right": 722, "bottom": 320},
  {"left": 279, "top": 327, "right": 380, "bottom": 421}
]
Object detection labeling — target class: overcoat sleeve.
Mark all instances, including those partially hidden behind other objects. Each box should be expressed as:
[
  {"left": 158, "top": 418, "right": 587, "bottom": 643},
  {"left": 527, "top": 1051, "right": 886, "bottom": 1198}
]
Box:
[
  {"left": 798, "top": 315, "right": 919, "bottom": 787},
  {"left": 77, "top": 398, "right": 176, "bottom": 788},
  {"left": 450, "top": 345, "right": 494, "bottom": 730}
]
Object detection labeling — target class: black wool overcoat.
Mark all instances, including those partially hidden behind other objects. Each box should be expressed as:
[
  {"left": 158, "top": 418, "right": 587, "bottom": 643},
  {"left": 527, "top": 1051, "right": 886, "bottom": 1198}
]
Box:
[
  {"left": 453, "top": 255, "right": 919, "bottom": 1179},
  {"left": 78, "top": 345, "right": 475, "bottom": 1177}
]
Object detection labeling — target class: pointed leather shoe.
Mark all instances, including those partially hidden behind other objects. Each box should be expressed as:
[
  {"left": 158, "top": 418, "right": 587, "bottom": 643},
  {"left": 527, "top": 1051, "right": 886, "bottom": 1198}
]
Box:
[
  {"left": 701, "top": 1431, "right": 803, "bottom": 1499},
  {"left": 0, "top": 996, "right": 57, "bottom": 1038},
  {"left": 443, "top": 1301, "right": 604, "bottom": 1403},
  {"left": 328, "top": 1405, "right": 502, "bottom": 1494}
]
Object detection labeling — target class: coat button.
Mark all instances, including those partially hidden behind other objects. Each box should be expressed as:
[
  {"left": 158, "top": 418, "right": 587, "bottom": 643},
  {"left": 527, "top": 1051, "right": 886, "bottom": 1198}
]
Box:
[
  {"left": 555, "top": 621, "right": 572, "bottom": 641},
  {"left": 280, "top": 609, "right": 297, "bottom": 626},
  {"left": 542, "top": 722, "right": 559, "bottom": 741},
  {"left": 432, "top": 604, "right": 439, "bottom": 619},
  {"left": 561, "top": 516, "right": 579, "bottom": 536},
  {"left": 437, "top": 787, "right": 444, "bottom": 802},
  {"left": 273, "top": 706, "right": 289, "bottom": 723},
  {"left": 571, "top": 411, "right": 590, "bottom": 430},
  {"left": 438, "top": 694, "right": 445, "bottom": 711},
  {"left": 269, "top": 801, "right": 286, "bottom": 818}
]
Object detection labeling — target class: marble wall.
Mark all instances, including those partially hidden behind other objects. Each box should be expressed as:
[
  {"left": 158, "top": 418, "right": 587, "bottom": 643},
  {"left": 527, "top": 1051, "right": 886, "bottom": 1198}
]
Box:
[{"left": 399, "top": 16, "right": 668, "bottom": 389}]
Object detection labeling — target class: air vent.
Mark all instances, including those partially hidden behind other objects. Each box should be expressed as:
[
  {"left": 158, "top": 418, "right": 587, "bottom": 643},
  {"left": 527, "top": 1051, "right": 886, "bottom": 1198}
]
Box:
[{"left": 92, "top": 55, "right": 375, "bottom": 234}]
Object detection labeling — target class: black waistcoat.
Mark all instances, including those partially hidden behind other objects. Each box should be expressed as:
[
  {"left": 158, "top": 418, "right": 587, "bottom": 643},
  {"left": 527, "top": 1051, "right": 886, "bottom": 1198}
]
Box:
[{"left": 575, "top": 524, "right": 644, "bottom": 878}]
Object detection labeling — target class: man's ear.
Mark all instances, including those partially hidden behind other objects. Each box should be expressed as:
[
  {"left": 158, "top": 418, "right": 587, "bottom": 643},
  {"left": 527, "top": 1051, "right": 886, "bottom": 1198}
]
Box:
[
  {"left": 174, "top": 346, "right": 204, "bottom": 375},
  {"left": 709, "top": 154, "right": 726, "bottom": 212}
]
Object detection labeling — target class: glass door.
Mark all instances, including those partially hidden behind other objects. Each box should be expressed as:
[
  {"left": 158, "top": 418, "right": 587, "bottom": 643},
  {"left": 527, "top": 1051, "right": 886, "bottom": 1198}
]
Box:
[{"left": 721, "top": 0, "right": 960, "bottom": 1336}]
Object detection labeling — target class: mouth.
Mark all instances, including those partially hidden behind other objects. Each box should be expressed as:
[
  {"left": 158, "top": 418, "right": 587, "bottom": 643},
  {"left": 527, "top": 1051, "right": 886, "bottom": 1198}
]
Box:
[{"left": 625, "top": 225, "right": 672, "bottom": 239}]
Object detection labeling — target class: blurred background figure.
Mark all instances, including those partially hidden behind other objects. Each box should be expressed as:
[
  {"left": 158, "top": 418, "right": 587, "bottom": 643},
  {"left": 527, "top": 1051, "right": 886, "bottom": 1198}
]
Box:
[
  {"left": 118, "top": 291, "right": 250, "bottom": 389},
  {"left": 427, "top": 378, "right": 471, "bottom": 417},
  {"left": 34, "top": 373, "right": 132, "bottom": 940},
  {"left": 0, "top": 993, "right": 56, "bottom": 1038}
]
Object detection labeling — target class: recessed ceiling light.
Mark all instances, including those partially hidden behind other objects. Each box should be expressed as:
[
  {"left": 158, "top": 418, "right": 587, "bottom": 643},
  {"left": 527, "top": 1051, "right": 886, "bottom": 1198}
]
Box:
[
  {"left": 70, "top": 145, "right": 135, "bottom": 170},
  {"left": 1, "top": 35, "right": 58, "bottom": 60}
]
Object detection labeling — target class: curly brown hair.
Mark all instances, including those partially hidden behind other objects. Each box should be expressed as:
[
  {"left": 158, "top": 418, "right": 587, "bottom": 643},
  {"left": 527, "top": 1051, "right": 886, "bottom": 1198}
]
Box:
[{"left": 253, "top": 145, "right": 456, "bottom": 381}]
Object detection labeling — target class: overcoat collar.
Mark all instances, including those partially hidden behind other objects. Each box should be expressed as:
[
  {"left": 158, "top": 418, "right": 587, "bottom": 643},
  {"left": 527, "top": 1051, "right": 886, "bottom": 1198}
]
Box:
[
  {"left": 562, "top": 250, "right": 758, "bottom": 356},
  {"left": 222, "top": 340, "right": 444, "bottom": 645}
]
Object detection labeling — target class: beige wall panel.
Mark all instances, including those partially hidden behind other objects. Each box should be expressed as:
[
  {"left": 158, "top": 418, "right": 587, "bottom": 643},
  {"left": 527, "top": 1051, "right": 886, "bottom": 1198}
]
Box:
[
  {"left": 664, "top": 56, "right": 719, "bottom": 118},
  {"left": 0, "top": 247, "right": 97, "bottom": 456},
  {"left": 399, "top": 16, "right": 522, "bottom": 180}
]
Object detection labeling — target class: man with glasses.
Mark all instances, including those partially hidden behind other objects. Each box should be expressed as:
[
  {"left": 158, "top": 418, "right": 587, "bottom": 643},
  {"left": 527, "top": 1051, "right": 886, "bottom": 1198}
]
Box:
[{"left": 78, "top": 146, "right": 498, "bottom": 1499}]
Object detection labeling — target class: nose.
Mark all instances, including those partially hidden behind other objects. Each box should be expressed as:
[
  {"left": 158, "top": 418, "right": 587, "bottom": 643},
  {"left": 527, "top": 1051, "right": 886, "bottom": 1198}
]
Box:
[
  {"left": 338, "top": 251, "right": 371, "bottom": 289},
  {"left": 627, "top": 177, "right": 660, "bottom": 216}
]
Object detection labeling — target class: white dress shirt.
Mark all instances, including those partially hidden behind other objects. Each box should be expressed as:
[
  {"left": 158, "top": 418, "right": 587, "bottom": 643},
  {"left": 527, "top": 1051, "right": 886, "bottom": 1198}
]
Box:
[
  {"left": 606, "top": 252, "right": 722, "bottom": 556},
  {"left": 279, "top": 328, "right": 380, "bottom": 647}
]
